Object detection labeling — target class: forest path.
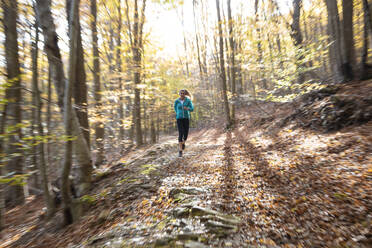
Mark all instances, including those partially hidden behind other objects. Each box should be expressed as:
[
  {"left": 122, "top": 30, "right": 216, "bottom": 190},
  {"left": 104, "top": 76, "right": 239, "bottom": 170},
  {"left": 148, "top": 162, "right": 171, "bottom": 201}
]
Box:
[
  {"left": 71, "top": 113, "right": 370, "bottom": 247},
  {"left": 3, "top": 100, "right": 371, "bottom": 248}
]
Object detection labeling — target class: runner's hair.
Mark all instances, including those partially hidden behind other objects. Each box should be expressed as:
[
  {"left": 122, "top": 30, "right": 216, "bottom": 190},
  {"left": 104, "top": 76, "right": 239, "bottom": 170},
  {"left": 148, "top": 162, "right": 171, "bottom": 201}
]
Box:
[{"left": 179, "top": 89, "right": 191, "bottom": 98}]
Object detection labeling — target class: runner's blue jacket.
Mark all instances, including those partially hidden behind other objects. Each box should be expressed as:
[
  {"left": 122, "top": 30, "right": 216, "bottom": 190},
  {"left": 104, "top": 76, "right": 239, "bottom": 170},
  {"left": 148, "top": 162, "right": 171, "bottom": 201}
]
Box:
[{"left": 174, "top": 97, "right": 194, "bottom": 119}]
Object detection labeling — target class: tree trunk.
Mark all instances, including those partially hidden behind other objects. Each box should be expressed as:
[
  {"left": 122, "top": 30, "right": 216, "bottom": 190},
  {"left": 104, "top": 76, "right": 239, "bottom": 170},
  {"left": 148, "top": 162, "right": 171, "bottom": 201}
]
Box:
[
  {"left": 107, "top": 24, "right": 116, "bottom": 142},
  {"left": 181, "top": 6, "right": 190, "bottom": 76},
  {"left": 291, "top": 0, "right": 305, "bottom": 84},
  {"left": 117, "top": 1, "right": 124, "bottom": 142},
  {"left": 91, "top": 0, "right": 104, "bottom": 166},
  {"left": 318, "top": 16, "right": 329, "bottom": 75},
  {"left": 0, "top": 168, "right": 4, "bottom": 233},
  {"left": 47, "top": 65, "right": 52, "bottom": 168},
  {"left": 193, "top": 1, "right": 204, "bottom": 84},
  {"left": 1, "top": 0, "right": 24, "bottom": 206},
  {"left": 62, "top": 0, "right": 80, "bottom": 225},
  {"left": 216, "top": 0, "right": 231, "bottom": 127},
  {"left": 129, "top": 99, "right": 135, "bottom": 144},
  {"left": 66, "top": 0, "right": 90, "bottom": 148},
  {"left": 324, "top": 0, "right": 346, "bottom": 83},
  {"left": 133, "top": 0, "right": 145, "bottom": 146},
  {"left": 150, "top": 110, "right": 156, "bottom": 144},
  {"left": 254, "top": 0, "right": 267, "bottom": 90},
  {"left": 156, "top": 111, "right": 160, "bottom": 142},
  {"left": 342, "top": 0, "right": 355, "bottom": 80},
  {"left": 361, "top": 0, "right": 372, "bottom": 79},
  {"left": 31, "top": 52, "right": 39, "bottom": 190},
  {"left": 32, "top": 10, "right": 55, "bottom": 217},
  {"left": 31, "top": 83, "right": 39, "bottom": 191},
  {"left": 227, "top": 0, "right": 236, "bottom": 122},
  {"left": 201, "top": 2, "right": 209, "bottom": 90},
  {"left": 36, "top": 0, "right": 92, "bottom": 195},
  {"left": 302, "top": 8, "right": 314, "bottom": 68},
  {"left": 362, "top": 0, "right": 372, "bottom": 36},
  {"left": 126, "top": 0, "right": 146, "bottom": 146},
  {"left": 0, "top": 101, "right": 7, "bottom": 232},
  {"left": 235, "top": 36, "right": 243, "bottom": 94}
]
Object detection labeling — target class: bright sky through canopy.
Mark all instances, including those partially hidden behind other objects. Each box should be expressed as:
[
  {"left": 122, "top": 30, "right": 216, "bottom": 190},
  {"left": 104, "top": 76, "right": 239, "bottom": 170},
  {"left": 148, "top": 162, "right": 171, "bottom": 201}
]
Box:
[{"left": 147, "top": 0, "right": 293, "bottom": 58}]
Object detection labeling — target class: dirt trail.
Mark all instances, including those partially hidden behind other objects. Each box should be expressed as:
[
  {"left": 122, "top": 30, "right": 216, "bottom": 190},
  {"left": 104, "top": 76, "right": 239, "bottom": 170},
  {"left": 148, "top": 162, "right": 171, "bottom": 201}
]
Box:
[
  {"left": 77, "top": 118, "right": 371, "bottom": 247},
  {"left": 2, "top": 104, "right": 371, "bottom": 247}
]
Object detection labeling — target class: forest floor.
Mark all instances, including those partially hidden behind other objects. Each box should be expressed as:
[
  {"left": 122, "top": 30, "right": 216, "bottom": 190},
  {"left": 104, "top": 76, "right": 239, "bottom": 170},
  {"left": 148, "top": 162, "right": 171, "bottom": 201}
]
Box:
[{"left": 1, "top": 81, "right": 371, "bottom": 248}]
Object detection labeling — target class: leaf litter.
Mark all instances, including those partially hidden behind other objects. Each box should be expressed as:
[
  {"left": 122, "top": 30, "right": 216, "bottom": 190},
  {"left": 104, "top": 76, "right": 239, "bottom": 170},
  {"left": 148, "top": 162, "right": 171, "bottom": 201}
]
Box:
[{"left": 1, "top": 81, "right": 371, "bottom": 247}]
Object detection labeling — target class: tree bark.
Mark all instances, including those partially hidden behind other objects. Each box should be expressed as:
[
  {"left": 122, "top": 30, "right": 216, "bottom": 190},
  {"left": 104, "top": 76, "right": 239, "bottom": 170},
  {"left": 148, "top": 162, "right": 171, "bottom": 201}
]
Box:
[
  {"left": 156, "top": 111, "right": 160, "bottom": 142},
  {"left": 302, "top": 8, "right": 314, "bottom": 69},
  {"left": 1, "top": 0, "right": 24, "bottom": 206},
  {"left": 66, "top": 0, "right": 90, "bottom": 148},
  {"left": 342, "top": 0, "right": 355, "bottom": 80},
  {"left": 362, "top": 0, "right": 372, "bottom": 37},
  {"left": 150, "top": 109, "right": 156, "bottom": 144},
  {"left": 47, "top": 65, "right": 52, "bottom": 168},
  {"left": 193, "top": 0, "right": 204, "bottom": 84},
  {"left": 36, "top": 0, "right": 92, "bottom": 195},
  {"left": 117, "top": 1, "right": 124, "bottom": 142},
  {"left": 0, "top": 100, "right": 7, "bottom": 232},
  {"left": 227, "top": 0, "right": 236, "bottom": 122},
  {"left": 181, "top": 6, "right": 190, "bottom": 76},
  {"left": 31, "top": 62, "right": 39, "bottom": 190},
  {"left": 324, "top": 0, "right": 346, "bottom": 83},
  {"left": 62, "top": 0, "right": 81, "bottom": 225},
  {"left": 318, "top": 15, "right": 329, "bottom": 75},
  {"left": 143, "top": 93, "right": 147, "bottom": 144},
  {"left": 216, "top": 0, "right": 231, "bottom": 127},
  {"left": 361, "top": 0, "right": 372, "bottom": 79},
  {"left": 126, "top": 0, "right": 146, "bottom": 146},
  {"left": 254, "top": 0, "right": 267, "bottom": 90},
  {"left": 291, "top": 0, "right": 305, "bottom": 84},
  {"left": 32, "top": 9, "right": 55, "bottom": 217},
  {"left": 91, "top": 0, "right": 104, "bottom": 166},
  {"left": 107, "top": 22, "right": 116, "bottom": 142}
]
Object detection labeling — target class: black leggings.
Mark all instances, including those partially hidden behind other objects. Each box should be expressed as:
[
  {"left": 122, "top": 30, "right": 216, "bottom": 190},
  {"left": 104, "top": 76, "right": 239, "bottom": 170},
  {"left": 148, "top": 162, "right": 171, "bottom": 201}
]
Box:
[{"left": 177, "top": 118, "right": 189, "bottom": 142}]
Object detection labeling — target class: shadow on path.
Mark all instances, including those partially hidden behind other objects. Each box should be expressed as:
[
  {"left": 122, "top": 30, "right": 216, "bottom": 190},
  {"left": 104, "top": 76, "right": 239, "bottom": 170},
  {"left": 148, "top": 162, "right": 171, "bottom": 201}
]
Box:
[
  {"left": 220, "top": 131, "right": 238, "bottom": 214},
  {"left": 231, "top": 126, "right": 371, "bottom": 246}
]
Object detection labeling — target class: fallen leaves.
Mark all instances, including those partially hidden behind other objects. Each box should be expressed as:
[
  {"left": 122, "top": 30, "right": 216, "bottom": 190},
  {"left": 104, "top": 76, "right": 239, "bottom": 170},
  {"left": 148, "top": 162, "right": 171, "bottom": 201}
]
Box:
[{"left": 2, "top": 98, "right": 371, "bottom": 247}]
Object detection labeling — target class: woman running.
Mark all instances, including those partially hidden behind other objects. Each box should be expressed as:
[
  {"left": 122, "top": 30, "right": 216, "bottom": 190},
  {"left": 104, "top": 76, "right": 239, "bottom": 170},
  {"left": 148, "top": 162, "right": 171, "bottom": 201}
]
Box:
[{"left": 174, "top": 89, "right": 194, "bottom": 157}]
